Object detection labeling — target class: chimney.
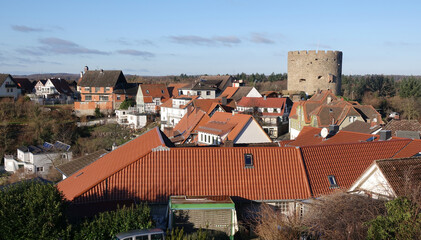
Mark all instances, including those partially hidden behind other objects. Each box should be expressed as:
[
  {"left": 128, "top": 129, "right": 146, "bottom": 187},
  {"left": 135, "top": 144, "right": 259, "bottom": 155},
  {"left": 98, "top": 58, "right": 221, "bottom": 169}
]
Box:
[
  {"left": 264, "top": 95, "right": 267, "bottom": 100},
  {"left": 224, "top": 140, "right": 234, "bottom": 147},
  {"left": 329, "top": 125, "right": 339, "bottom": 134},
  {"left": 379, "top": 130, "right": 392, "bottom": 141},
  {"left": 221, "top": 96, "right": 227, "bottom": 105},
  {"left": 112, "top": 142, "right": 118, "bottom": 151}
]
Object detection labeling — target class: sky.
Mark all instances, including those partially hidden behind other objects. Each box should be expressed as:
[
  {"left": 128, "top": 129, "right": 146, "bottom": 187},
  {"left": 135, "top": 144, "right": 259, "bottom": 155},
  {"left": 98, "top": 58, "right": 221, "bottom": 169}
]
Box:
[{"left": 1, "top": 0, "right": 421, "bottom": 76}]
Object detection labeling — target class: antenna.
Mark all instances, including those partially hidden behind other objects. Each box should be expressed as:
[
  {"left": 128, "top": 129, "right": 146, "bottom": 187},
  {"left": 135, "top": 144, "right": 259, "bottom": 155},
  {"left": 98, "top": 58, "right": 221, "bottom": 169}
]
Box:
[{"left": 320, "top": 128, "right": 328, "bottom": 138}]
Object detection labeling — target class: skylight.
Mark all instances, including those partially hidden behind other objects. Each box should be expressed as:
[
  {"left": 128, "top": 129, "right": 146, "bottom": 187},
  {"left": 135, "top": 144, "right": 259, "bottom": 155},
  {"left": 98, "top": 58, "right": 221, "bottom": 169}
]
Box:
[
  {"left": 328, "top": 175, "right": 338, "bottom": 188},
  {"left": 366, "top": 136, "right": 376, "bottom": 142},
  {"left": 244, "top": 153, "right": 253, "bottom": 168}
]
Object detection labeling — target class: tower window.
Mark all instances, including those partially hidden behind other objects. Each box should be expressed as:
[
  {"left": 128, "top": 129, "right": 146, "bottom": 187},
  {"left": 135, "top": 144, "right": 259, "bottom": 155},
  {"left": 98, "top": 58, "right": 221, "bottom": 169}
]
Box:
[
  {"left": 299, "top": 79, "right": 306, "bottom": 83},
  {"left": 244, "top": 153, "right": 253, "bottom": 168}
]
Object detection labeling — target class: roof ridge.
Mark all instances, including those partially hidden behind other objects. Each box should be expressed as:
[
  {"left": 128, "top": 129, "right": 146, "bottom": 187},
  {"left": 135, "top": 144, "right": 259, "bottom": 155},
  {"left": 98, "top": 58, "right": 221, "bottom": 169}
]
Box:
[{"left": 390, "top": 139, "right": 415, "bottom": 159}]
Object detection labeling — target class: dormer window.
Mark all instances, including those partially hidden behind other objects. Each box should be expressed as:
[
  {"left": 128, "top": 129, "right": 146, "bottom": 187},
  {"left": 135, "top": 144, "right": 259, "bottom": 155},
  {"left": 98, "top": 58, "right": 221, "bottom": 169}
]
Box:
[
  {"left": 328, "top": 175, "right": 338, "bottom": 188},
  {"left": 244, "top": 153, "right": 253, "bottom": 168}
]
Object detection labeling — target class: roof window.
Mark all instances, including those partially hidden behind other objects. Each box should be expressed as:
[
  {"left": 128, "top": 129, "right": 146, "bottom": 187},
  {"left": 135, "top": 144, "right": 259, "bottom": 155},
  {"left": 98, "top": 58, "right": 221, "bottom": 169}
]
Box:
[
  {"left": 328, "top": 175, "right": 339, "bottom": 188},
  {"left": 146, "top": 90, "right": 150, "bottom": 94},
  {"left": 244, "top": 153, "right": 253, "bottom": 168}
]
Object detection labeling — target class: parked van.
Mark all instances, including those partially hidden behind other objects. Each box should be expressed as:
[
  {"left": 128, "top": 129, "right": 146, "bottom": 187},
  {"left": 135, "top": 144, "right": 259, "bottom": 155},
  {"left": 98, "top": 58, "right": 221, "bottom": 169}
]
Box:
[{"left": 114, "top": 228, "right": 165, "bottom": 240}]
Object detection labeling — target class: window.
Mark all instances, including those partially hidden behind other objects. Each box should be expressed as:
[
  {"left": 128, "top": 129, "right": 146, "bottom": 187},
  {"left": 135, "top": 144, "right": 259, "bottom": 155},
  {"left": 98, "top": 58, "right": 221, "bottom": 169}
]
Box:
[
  {"left": 85, "top": 96, "right": 92, "bottom": 101},
  {"left": 244, "top": 153, "right": 253, "bottom": 167},
  {"left": 117, "top": 95, "right": 121, "bottom": 100},
  {"left": 275, "top": 202, "right": 289, "bottom": 214},
  {"left": 146, "top": 90, "right": 150, "bottom": 94},
  {"left": 161, "top": 90, "right": 164, "bottom": 94},
  {"left": 100, "top": 96, "right": 109, "bottom": 101},
  {"left": 95, "top": 87, "right": 100, "bottom": 92},
  {"left": 151, "top": 234, "right": 164, "bottom": 240},
  {"left": 105, "top": 87, "right": 110, "bottom": 92},
  {"left": 135, "top": 236, "right": 148, "bottom": 240},
  {"left": 197, "top": 91, "right": 201, "bottom": 96},
  {"left": 328, "top": 175, "right": 338, "bottom": 188},
  {"left": 84, "top": 87, "right": 90, "bottom": 92},
  {"left": 206, "top": 91, "right": 211, "bottom": 95},
  {"left": 36, "top": 167, "right": 44, "bottom": 172}
]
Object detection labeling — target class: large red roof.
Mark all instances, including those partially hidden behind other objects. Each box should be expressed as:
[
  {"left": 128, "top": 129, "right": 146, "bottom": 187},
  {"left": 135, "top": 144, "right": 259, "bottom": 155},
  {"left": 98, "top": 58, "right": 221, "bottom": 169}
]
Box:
[{"left": 73, "top": 147, "right": 311, "bottom": 203}]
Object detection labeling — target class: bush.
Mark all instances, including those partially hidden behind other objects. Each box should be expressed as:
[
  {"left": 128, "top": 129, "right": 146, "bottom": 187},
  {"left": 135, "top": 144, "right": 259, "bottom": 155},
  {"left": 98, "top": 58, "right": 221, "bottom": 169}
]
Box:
[
  {"left": 0, "top": 181, "right": 69, "bottom": 240},
  {"left": 75, "top": 204, "right": 153, "bottom": 240},
  {"left": 367, "top": 197, "right": 421, "bottom": 240}
]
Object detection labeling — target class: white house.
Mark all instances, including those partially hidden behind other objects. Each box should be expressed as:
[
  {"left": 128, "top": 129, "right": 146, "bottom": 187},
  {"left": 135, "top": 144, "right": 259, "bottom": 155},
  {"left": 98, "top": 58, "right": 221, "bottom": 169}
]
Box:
[
  {"left": 160, "top": 96, "right": 197, "bottom": 130},
  {"left": 4, "top": 141, "right": 72, "bottom": 176},
  {"left": 34, "top": 78, "right": 73, "bottom": 100},
  {"left": 136, "top": 84, "right": 170, "bottom": 113},
  {"left": 196, "top": 112, "right": 272, "bottom": 145},
  {"left": 0, "top": 74, "right": 21, "bottom": 100},
  {"left": 116, "top": 108, "right": 148, "bottom": 129}
]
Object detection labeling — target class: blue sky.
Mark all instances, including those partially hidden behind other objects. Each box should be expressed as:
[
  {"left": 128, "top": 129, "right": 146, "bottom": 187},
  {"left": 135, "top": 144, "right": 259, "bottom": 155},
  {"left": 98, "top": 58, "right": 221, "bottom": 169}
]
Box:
[{"left": 1, "top": 0, "right": 420, "bottom": 76}]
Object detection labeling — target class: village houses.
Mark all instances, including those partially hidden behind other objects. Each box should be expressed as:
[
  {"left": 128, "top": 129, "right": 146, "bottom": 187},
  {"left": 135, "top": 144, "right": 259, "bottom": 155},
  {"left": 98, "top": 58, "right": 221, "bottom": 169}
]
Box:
[{"left": 0, "top": 74, "right": 21, "bottom": 100}]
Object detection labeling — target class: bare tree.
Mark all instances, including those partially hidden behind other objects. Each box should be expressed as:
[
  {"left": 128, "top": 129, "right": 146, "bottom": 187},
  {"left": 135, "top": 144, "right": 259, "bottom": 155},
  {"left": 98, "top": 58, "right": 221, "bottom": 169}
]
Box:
[
  {"left": 303, "top": 191, "right": 385, "bottom": 240},
  {"left": 248, "top": 203, "right": 306, "bottom": 240}
]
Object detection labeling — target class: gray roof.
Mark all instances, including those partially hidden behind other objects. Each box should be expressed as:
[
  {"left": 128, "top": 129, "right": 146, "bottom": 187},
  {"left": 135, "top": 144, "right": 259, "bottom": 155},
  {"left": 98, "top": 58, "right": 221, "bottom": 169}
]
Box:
[
  {"left": 230, "top": 86, "right": 253, "bottom": 101},
  {"left": 396, "top": 131, "right": 420, "bottom": 139},
  {"left": 78, "top": 70, "right": 126, "bottom": 87},
  {"left": 56, "top": 149, "right": 108, "bottom": 177}
]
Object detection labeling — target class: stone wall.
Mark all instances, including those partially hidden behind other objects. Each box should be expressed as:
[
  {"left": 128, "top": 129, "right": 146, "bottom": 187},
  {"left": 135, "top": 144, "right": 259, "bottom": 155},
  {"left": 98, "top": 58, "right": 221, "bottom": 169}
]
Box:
[{"left": 287, "top": 50, "right": 342, "bottom": 95}]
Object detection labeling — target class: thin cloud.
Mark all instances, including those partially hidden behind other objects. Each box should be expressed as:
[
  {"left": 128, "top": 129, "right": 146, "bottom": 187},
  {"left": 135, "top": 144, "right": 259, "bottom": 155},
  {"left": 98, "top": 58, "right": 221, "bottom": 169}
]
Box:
[
  {"left": 213, "top": 36, "right": 241, "bottom": 46},
  {"left": 250, "top": 33, "right": 275, "bottom": 44},
  {"left": 39, "top": 37, "right": 109, "bottom": 55},
  {"left": 170, "top": 35, "right": 241, "bottom": 46},
  {"left": 12, "top": 25, "right": 44, "bottom": 32},
  {"left": 170, "top": 35, "right": 214, "bottom": 45},
  {"left": 16, "top": 48, "right": 45, "bottom": 56},
  {"left": 117, "top": 49, "right": 155, "bottom": 58}
]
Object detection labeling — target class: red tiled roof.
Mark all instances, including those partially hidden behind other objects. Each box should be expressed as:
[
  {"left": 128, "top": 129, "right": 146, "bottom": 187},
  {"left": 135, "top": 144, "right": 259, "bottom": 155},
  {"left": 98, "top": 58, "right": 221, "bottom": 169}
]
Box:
[
  {"left": 300, "top": 139, "right": 417, "bottom": 196},
  {"left": 220, "top": 87, "right": 239, "bottom": 98},
  {"left": 237, "top": 97, "right": 287, "bottom": 109},
  {"left": 140, "top": 84, "right": 170, "bottom": 100},
  {"left": 57, "top": 127, "right": 171, "bottom": 201},
  {"left": 197, "top": 112, "right": 253, "bottom": 140},
  {"left": 168, "top": 83, "right": 190, "bottom": 98},
  {"left": 193, "top": 99, "right": 221, "bottom": 114},
  {"left": 143, "top": 96, "right": 153, "bottom": 103},
  {"left": 172, "top": 108, "right": 210, "bottom": 143},
  {"left": 73, "top": 147, "right": 311, "bottom": 203},
  {"left": 392, "top": 139, "right": 421, "bottom": 159}
]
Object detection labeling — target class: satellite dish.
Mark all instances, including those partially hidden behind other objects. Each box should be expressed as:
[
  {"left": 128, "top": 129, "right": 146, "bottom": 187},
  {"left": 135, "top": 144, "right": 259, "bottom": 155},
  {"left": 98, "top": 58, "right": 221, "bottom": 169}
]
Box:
[{"left": 321, "top": 128, "right": 329, "bottom": 138}]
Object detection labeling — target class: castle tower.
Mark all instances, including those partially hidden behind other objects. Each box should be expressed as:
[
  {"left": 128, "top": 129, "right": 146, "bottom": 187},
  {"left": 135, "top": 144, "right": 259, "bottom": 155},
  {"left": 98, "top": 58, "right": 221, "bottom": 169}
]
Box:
[{"left": 287, "top": 50, "right": 342, "bottom": 95}]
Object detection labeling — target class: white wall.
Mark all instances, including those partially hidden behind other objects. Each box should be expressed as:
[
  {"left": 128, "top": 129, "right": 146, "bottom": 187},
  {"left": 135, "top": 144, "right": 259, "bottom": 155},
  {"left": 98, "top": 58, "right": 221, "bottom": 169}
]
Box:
[
  {"left": 246, "top": 87, "right": 262, "bottom": 98},
  {"left": 235, "top": 119, "right": 272, "bottom": 144},
  {"left": 349, "top": 165, "right": 395, "bottom": 199}
]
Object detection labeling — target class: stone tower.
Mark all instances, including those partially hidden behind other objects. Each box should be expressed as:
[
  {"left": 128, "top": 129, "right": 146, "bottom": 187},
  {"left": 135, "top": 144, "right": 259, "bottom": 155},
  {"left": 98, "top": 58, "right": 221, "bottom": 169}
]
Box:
[{"left": 287, "top": 50, "right": 342, "bottom": 95}]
